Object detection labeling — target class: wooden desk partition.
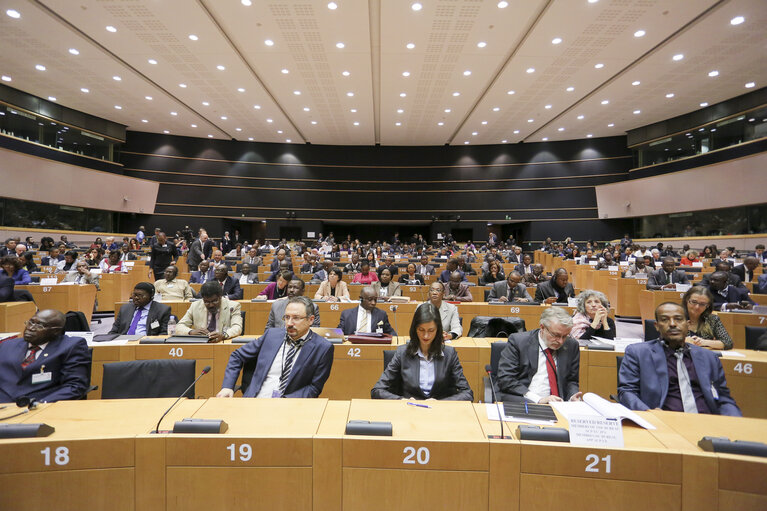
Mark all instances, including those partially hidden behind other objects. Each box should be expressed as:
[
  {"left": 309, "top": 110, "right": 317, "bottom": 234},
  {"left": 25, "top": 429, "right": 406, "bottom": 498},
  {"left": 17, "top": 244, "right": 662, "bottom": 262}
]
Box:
[
  {"left": 17, "top": 284, "right": 97, "bottom": 322},
  {"left": 0, "top": 301, "right": 36, "bottom": 332}
]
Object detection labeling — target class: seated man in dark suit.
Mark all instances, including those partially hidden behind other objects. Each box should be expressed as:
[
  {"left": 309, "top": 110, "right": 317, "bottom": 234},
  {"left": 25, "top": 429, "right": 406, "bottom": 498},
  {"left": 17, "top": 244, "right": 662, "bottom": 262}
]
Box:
[
  {"left": 266, "top": 259, "right": 293, "bottom": 282},
  {"left": 523, "top": 264, "right": 549, "bottom": 286},
  {"left": 217, "top": 296, "right": 334, "bottom": 398},
  {"left": 699, "top": 261, "right": 742, "bottom": 288},
  {"left": 618, "top": 302, "right": 741, "bottom": 416},
  {"left": 751, "top": 244, "right": 765, "bottom": 263},
  {"left": 213, "top": 263, "right": 243, "bottom": 300},
  {"left": 731, "top": 257, "right": 760, "bottom": 285},
  {"left": 443, "top": 271, "right": 473, "bottom": 302},
  {"left": 456, "top": 255, "right": 476, "bottom": 276},
  {"left": 312, "top": 260, "right": 334, "bottom": 282},
  {"left": 0, "top": 275, "right": 14, "bottom": 302},
  {"left": 707, "top": 272, "right": 755, "bottom": 310},
  {"left": 40, "top": 247, "right": 64, "bottom": 266},
  {"left": 514, "top": 254, "right": 534, "bottom": 275},
  {"left": 438, "top": 258, "right": 466, "bottom": 284},
  {"left": 118, "top": 244, "right": 137, "bottom": 262},
  {"left": 111, "top": 282, "right": 171, "bottom": 335},
  {"left": 338, "top": 286, "right": 397, "bottom": 335},
  {"left": 534, "top": 268, "right": 575, "bottom": 304},
  {"left": 646, "top": 257, "right": 689, "bottom": 290},
  {"left": 0, "top": 309, "right": 91, "bottom": 402},
  {"left": 190, "top": 260, "right": 215, "bottom": 284},
  {"left": 417, "top": 255, "right": 435, "bottom": 276},
  {"left": 487, "top": 271, "right": 533, "bottom": 302},
  {"left": 496, "top": 306, "right": 582, "bottom": 403}
]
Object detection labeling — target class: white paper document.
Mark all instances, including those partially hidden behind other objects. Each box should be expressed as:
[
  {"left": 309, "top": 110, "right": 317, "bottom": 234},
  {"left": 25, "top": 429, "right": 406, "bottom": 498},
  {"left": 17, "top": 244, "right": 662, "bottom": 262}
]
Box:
[{"left": 551, "top": 393, "right": 655, "bottom": 430}]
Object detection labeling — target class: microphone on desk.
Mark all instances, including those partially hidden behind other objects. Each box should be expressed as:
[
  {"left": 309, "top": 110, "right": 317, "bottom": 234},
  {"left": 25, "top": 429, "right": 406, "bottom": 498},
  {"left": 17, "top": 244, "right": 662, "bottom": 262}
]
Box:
[
  {"left": 153, "top": 365, "right": 210, "bottom": 434},
  {"left": 0, "top": 396, "right": 40, "bottom": 422},
  {"left": 485, "top": 364, "right": 510, "bottom": 440}
]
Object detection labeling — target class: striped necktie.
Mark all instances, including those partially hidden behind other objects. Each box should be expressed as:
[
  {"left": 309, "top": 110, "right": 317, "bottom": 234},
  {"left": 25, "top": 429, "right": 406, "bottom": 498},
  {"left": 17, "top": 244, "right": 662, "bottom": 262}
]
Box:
[{"left": 278, "top": 335, "right": 305, "bottom": 395}]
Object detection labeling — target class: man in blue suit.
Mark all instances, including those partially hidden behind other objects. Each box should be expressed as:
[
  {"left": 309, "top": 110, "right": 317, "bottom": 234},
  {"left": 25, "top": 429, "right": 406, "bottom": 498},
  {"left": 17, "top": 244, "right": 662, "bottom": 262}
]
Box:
[
  {"left": 618, "top": 302, "right": 741, "bottom": 416},
  {"left": 0, "top": 309, "right": 91, "bottom": 403},
  {"left": 217, "top": 296, "right": 333, "bottom": 398},
  {"left": 189, "top": 260, "right": 215, "bottom": 284},
  {"left": 338, "top": 286, "right": 397, "bottom": 335},
  {"left": 708, "top": 271, "right": 755, "bottom": 310}
]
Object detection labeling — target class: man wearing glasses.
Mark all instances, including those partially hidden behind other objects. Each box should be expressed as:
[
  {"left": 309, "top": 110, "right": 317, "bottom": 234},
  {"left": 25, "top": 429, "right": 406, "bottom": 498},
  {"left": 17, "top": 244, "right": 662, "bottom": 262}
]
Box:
[
  {"left": 217, "top": 296, "right": 334, "bottom": 398},
  {"left": 496, "top": 306, "right": 583, "bottom": 403},
  {"left": 265, "top": 279, "right": 320, "bottom": 329},
  {"left": 0, "top": 310, "right": 91, "bottom": 402}
]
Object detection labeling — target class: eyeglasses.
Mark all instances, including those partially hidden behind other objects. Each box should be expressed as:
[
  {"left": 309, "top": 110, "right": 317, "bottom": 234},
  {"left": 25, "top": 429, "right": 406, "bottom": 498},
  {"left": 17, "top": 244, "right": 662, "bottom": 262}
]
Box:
[
  {"left": 543, "top": 325, "right": 569, "bottom": 341},
  {"left": 282, "top": 315, "right": 308, "bottom": 323},
  {"left": 688, "top": 299, "right": 710, "bottom": 308},
  {"left": 24, "top": 319, "right": 50, "bottom": 329}
]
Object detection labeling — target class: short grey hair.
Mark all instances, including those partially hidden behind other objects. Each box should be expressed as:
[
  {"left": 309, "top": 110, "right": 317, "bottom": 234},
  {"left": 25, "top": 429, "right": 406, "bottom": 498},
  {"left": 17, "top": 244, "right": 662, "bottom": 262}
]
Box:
[
  {"left": 575, "top": 290, "right": 610, "bottom": 316},
  {"left": 214, "top": 263, "right": 228, "bottom": 272},
  {"left": 288, "top": 295, "right": 314, "bottom": 318},
  {"left": 539, "top": 306, "right": 573, "bottom": 329}
]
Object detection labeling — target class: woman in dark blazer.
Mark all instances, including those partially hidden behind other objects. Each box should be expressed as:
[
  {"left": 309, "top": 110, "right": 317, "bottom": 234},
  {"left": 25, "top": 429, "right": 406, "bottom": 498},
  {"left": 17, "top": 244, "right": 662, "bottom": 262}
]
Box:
[
  {"left": 398, "top": 263, "right": 425, "bottom": 285},
  {"left": 371, "top": 303, "right": 473, "bottom": 401}
]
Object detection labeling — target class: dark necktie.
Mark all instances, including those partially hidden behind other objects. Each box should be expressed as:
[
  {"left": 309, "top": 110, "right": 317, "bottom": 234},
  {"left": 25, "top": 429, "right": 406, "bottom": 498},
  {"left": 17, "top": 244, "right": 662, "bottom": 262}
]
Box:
[
  {"left": 544, "top": 348, "right": 559, "bottom": 397},
  {"left": 21, "top": 345, "right": 41, "bottom": 369},
  {"left": 207, "top": 311, "right": 217, "bottom": 332},
  {"left": 127, "top": 307, "right": 143, "bottom": 335}
]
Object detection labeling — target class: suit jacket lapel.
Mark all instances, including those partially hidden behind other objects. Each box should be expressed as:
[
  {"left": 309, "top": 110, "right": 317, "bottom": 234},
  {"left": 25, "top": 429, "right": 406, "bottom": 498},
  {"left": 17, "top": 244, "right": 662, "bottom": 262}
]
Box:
[
  {"left": 527, "top": 331, "right": 540, "bottom": 375},
  {"left": 403, "top": 350, "right": 423, "bottom": 398},
  {"left": 649, "top": 341, "right": 669, "bottom": 406},
  {"left": 285, "top": 333, "right": 318, "bottom": 390},
  {"left": 11, "top": 340, "right": 27, "bottom": 381}
]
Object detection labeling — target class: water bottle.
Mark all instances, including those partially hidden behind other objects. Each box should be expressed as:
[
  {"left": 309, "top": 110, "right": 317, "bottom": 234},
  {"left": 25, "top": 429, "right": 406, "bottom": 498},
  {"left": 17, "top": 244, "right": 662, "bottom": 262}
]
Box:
[{"left": 167, "top": 315, "right": 177, "bottom": 335}]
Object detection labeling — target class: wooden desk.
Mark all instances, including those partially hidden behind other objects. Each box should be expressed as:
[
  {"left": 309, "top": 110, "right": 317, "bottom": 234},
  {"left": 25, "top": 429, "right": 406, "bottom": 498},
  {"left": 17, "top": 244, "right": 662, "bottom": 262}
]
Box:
[
  {"left": 717, "top": 311, "right": 767, "bottom": 350},
  {"left": 17, "top": 284, "right": 98, "bottom": 322},
  {"left": 607, "top": 277, "right": 648, "bottom": 317},
  {"left": 0, "top": 301, "right": 36, "bottom": 332},
  {"left": 97, "top": 273, "right": 134, "bottom": 312},
  {"left": 320, "top": 338, "right": 401, "bottom": 400},
  {"left": 639, "top": 290, "right": 686, "bottom": 322}
]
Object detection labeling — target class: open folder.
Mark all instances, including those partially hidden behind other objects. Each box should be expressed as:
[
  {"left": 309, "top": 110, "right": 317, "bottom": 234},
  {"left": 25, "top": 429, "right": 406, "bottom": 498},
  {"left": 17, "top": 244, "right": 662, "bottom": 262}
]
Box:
[{"left": 551, "top": 393, "right": 656, "bottom": 430}]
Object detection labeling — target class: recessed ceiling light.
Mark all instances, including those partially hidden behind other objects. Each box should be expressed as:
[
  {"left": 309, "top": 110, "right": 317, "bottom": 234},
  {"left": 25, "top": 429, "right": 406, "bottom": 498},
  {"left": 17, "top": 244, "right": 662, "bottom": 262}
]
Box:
[
  {"left": 399, "top": 92, "right": 406, "bottom": 97},
  {"left": 148, "top": 59, "right": 157, "bottom": 65},
  {"left": 311, "top": 121, "right": 318, "bottom": 125},
  {"left": 577, "top": 115, "right": 584, "bottom": 120},
  {"left": 170, "top": 112, "right": 178, "bottom": 116},
  {"left": 542, "top": 137, "right": 548, "bottom": 141},
  {"left": 545, "top": 104, "right": 552, "bottom": 109},
  {"left": 507, "top": 90, "right": 515, "bottom": 95},
  {"left": 594, "top": 63, "right": 604, "bottom": 69},
  {"left": 217, "top": 65, "right": 225, "bottom": 71},
  {"left": 327, "top": 2, "right": 338, "bottom": 9},
  {"left": 586, "top": 134, "right": 593, "bottom": 138},
  {"left": 411, "top": 2, "right": 422, "bottom": 11},
  {"left": 464, "top": 141, "right": 470, "bottom": 145},
  {"left": 406, "top": 43, "right": 415, "bottom": 50},
  {"left": 293, "top": 90, "right": 301, "bottom": 95},
  {"left": 335, "top": 42, "right": 345, "bottom": 49},
  {"left": 608, "top": 123, "right": 614, "bottom": 127},
  {"left": 242, "top": 0, "right": 252, "bottom": 5},
  {"left": 48, "top": 96, "right": 56, "bottom": 102},
  {"left": 350, "top": 109, "right": 357, "bottom": 113},
  {"left": 264, "top": 39, "right": 274, "bottom": 46},
  {"left": 402, "top": 71, "right": 410, "bottom": 77},
  {"left": 346, "top": 91, "right": 354, "bottom": 97},
  {"left": 68, "top": 48, "right": 79, "bottom": 55},
  {"left": 353, "top": 122, "right": 360, "bottom": 126},
  {"left": 492, "top": 107, "right": 500, "bottom": 112},
  {"left": 700, "top": 102, "right": 709, "bottom": 107},
  {"left": 179, "top": 83, "right": 187, "bottom": 88},
  {"left": 114, "top": 105, "right": 122, "bottom": 110},
  {"left": 745, "top": 82, "right": 755, "bottom": 88},
  {"left": 163, "top": 130, "right": 169, "bottom": 134},
  {"left": 497, "top": 1, "right": 509, "bottom": 8},
  {"left": 472, "top": 132, "right": 478, "bottom": 136},
  {"left": 303, "top": 107, "right": 310, "bottom": 112},
  {"left": 237, "top": 87, "right": 245, "bottom": 92},
  {"left": 437, "top": 122, "right": 444, "bottom": 126},
  {"left": 634, "top": 30, "right": 646, "bottom": 38},
  {"left": 6, "top": 9, "right": 21, "bottom": 18},
  {"left": 513, "top": 130, "right": 520, "bottom": 134},
  {"left": 267, "top": 118, "right": 273, "bottom": 123},
  {"left": 452, "top": 92, "right": 460, "bottom": 96},
  {"left": 481, "top": 121, "right": 488, "bottom": 125},
  {"left": 191, "top": 124, "right": 197, "bottom": 128},
  {"left": 112, "top": 75, "right": 121, "bottom": 81},
  {"left": 277, "top": 130, "right": 283, "bottom": 134},
  {"left": 708, "top": 70, "right": 719, "bottom": 77},
  {"left": 463, "top": 70, "right": 472, "bottom": 76},
  {"left": 477, "top": 41, "right": 487, "bottom": 48},
  {"left": 106, "top": 25, "right": 117, "bottom": 33},
  {"left": 395, "top": 122, "right": 402, "bottom": 126},
  {"left": 566, "top": 86, "right": 574, "bottom": 92},
  {"left": 502, "top": 140, "right": 508, "bottom": 143},
  {"left": 397, "top": 109, "right": 404, "bottom": 113},
  {"left": 444, "top": 108, "right": 451, "bottom": 113},
  {"left": 80, "top": 87, "right": 89, "bottom": 93},
  {"left": 730, "top": 16, "right": 744, "bottom": 25},
  {"left": 342, "top": 70, "right": 350, "bottom": 76},
  {"left": 665, "top": 93, "right": 675, "bottom": 98},
  {"left": 672, "top": 54, "right": 684, "bottom": 61},
  {"left": 526, "top": 67, "right": 535, "bottom": 73},
  {"left": 253, "top": 104, "right": 260, "bottom": 109},
  {"left": 286, "top": 139, "right": 291, "bottom": 143},
  {"left": 552, "top": 37, "right": 562, "bottom": 45},
  {"left": 35, "top": 64, "right": 46, "bottom": 71},
  {"left": 208, "top": 135, "right": 213, "bottom": 138},
  {"left": 558, "top": 127, "right": 565, "bottom": 131},
  {"left": 220, "top": 116, "right": 227, "bottom": 120},
  {"left": 188, "top": 34, "right": 198, "bottom": 41},
  {"left": 141, "top": 119, "right": 148, "bottom": 123},
  {"left": 1, "top": 75, "right": 11, "bottom": 82},
  {"left": 632, "top": 80, "right": 640, "bottom": 86},
  {"left": 588, "top": 0, "right": 599, "bottom": 3},
  {"left": 527, "top": 119, "right": 534, "bottom": 123},
  {"left": 633, "top": 110, "right": 641, "bottom": 114},
  {"left": 248, "top": 137, "right": 254, "bottom": 141},
  {"left": 601, "top": 99, "right": 609, "bottom": 105}
]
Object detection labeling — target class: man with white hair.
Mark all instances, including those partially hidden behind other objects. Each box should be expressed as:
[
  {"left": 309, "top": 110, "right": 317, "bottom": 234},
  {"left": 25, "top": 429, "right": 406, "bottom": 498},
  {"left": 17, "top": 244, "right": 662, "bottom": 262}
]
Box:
[
  {"left": 14, "top": 244, "right": 26, "bottom": 257},
  {"left": 496, "top": 306, "right": 582, "bottom": 403}
]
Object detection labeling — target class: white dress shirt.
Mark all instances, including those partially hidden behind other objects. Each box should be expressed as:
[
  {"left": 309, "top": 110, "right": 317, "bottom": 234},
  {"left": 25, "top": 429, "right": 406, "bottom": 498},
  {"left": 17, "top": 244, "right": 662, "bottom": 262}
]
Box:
[
  {"left": 355, "top": 306, "right": 372, "bottom": 333},
  {"left": 417, "top": 348, "right": 437, "bottom": 396},
  {"left": 524, "top": 331, "right": 557, "bottom": 403},
  {"left": 256, "top": 331, "right": 309, "bottom": 398}
]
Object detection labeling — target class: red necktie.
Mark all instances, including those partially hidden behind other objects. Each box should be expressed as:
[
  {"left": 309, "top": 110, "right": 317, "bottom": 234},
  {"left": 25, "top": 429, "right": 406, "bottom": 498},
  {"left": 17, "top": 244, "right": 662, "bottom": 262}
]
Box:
[
  {"left": 544, "top": 348, "right": 559, "bottom": 397},
  {"left": 22, "top": 345, "right": 41, "bottom": 369}
]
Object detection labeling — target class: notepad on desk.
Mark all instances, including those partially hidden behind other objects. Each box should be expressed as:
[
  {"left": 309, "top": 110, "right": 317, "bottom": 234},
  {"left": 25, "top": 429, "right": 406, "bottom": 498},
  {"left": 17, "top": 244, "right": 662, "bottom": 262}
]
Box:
[{"left": 551, "top": 392, "right": 655, "bottom": 430}]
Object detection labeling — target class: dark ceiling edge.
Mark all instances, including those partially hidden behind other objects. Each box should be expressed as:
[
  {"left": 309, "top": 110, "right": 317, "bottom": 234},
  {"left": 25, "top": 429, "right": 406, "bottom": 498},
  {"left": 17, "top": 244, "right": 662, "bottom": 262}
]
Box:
[
  {"left": 31, "top": 0, "right": 230, "bottom": 138},
  {"left": 197, "top": 0, "right": 307, "bottom": 143}
]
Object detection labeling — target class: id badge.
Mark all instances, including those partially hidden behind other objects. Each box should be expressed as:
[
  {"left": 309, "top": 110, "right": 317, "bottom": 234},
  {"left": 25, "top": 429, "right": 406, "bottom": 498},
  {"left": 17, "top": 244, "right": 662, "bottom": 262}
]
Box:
[
  {"left": 151, "top": 320, "right": 160, "bottom": 330},
  {"left": 710, "top": 384, "right": 719, "bottom": 400},
  {"left": 32, "top": 372, "right": 53, "bottom": 384}
]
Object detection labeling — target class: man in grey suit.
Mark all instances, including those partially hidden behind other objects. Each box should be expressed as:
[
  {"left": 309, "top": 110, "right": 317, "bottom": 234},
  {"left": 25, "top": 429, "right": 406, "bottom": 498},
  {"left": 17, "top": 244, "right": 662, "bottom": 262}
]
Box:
[
  {"left": 487, "top": 271, "right": 533, "bottom": 302},
  {"left": 266, "top": 279, "right": 320, "bottom": 329},
  {"left": 232, "top": 263, "right": 259, "bottom": 285},
  {"left": 417, "top": 255, "right": 435, "bottom": 276},
  {"left": 428, "top": 281, "right": 462, "bottom": 339},
  {"left": 496, "top": 306, "right": 582, "bottom": 403},
  {"left": 646, "top": 257, "right": 690, "bottom": 290},
  {"left": 186, "top": 232, "right": 208, "bottom": 271},
  {"left": 110, "top": 282, "right": 171, "bottom": 335}
]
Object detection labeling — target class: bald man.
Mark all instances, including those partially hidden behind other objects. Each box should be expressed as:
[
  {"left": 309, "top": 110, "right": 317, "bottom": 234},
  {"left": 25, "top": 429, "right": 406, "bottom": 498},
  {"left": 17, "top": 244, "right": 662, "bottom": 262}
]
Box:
[{"left": 0, "top": 309, "right": 92, "bottom": 402}]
